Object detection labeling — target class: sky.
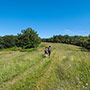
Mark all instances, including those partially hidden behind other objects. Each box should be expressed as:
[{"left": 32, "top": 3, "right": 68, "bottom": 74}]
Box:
[{"left": 0, "top": 0, "right": 90, "bottom": 38}]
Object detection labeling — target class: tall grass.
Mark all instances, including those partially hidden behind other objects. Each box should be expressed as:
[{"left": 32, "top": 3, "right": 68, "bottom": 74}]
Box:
[
  {"left": 56, "top": 44, "right": 90, "bottom": 90},
  {"left": 0, "top": 43, "right": 90, "bottom": 90}
]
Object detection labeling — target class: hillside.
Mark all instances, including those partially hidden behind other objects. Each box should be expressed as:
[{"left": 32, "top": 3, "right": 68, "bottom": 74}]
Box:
[{"left": 0, "top": 43, "right": 90, "bottom": 90}]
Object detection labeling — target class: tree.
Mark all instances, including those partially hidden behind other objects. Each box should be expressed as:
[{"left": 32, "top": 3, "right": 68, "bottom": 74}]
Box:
[
  {"left": 2, "top": 35, "right": 16, "bottom": 48},
  {"left": 0, "top": 35, "right": 16, "bottom": 49},
  {"left": 0, "top": 37, "right": 4, "bottom": 49},
  {"left": 16, "top": 28, "right": 41, "bottom": 49},
  {"left": 88, "top": 34, "right": 90, "bottom": 38},
  {"left": 41, "top": 34, "right": 90, "bottom": 49}
]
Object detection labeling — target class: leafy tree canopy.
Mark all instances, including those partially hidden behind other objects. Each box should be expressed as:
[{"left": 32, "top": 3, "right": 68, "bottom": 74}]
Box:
[{"left": 16, "top": 28, "right": 41, "bottom": 49}]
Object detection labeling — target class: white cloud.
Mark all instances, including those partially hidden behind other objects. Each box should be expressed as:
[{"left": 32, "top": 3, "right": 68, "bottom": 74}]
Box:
[
  {"left": 64, "top": 29, "right": 73, "bottom": 35},
  {"left": 63, "top": 29, "right": 89, "bottom": 36}
]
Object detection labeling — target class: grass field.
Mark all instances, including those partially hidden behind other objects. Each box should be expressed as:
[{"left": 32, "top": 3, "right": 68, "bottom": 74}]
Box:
[{"left": 0, "top": 42, "right": 90, "bottom": 90}]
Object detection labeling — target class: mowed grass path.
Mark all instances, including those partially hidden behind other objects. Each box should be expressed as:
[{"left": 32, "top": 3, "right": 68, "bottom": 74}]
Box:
[{"left": 0, "top": 43, "right": 90, "bottom": 90}]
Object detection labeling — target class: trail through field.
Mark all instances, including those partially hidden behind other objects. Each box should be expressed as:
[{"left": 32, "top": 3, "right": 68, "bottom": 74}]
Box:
[
  {"left": 0, "top": 55, "right": 46, "bottom": 89},
  {"left": 0, "top": 43, "right": 90, "bottom": 90},
  {"left": 0, "top": 48, "right": 43, "bottom": 89},
  {"left": 0, "top": 43, "right": 56, "bottom": 90},
  {"left": 35, "top": 50, "right": 58, "bottom": 90}
]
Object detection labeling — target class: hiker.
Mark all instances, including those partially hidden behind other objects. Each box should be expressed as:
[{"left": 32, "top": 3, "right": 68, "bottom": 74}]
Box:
[
  {"left": 45, "top": 47, "right": 48, "bottom": 57},
  {"left": 48, "top": 46, "right": 51, "bottom": 57}
]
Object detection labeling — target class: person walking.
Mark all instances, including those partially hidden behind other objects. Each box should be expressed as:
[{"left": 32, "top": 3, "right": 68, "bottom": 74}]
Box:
[
  {"left": 45, "top": 47, "right": 48, "bottom": 57},
  {"left": 48, "top": 46, "right": 51, "bottom": 57}
]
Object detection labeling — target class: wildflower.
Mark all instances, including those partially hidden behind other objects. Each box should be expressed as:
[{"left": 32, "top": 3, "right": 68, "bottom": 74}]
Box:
[
  {"left": 86, "top": 83, "right": 88, "bottom": 86},
  {"left": 85, "top": 87, "right": 87, "bottom": 89},
  {"left": 83, "top": 86, "right": 85, "bottom": 88}
]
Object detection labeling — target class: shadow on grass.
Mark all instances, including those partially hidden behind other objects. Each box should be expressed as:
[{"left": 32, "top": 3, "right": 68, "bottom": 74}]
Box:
[
  {"left": 20, "top": 48, "right": 37, "bottom": 52},
  {"left": 79, "top": 47, "right": 90, "bottom": 52},
  {"left": 42, "top": 54, "right": 46, "bottom": 58}
]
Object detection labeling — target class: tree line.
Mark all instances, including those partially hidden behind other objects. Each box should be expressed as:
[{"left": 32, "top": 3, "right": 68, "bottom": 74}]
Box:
[
  {"left": 42, "top": 35, "right": 90, "bottom": 49},
  {"left": 0, "top": 27, "right": 90, "bottom": 50},
  {"left": 0, "top": 28, "right": 41, "bottom": 49}
]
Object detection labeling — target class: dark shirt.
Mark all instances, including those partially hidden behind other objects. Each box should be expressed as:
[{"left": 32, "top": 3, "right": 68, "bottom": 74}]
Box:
[
  {"left": 48, "top": 48, "right": 51, "bottom": 52},
  {"left": 45, "top": 49, "right": 48, "bottom": 54}
]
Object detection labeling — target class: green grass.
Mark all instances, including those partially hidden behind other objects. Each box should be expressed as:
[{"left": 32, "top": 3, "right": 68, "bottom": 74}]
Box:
[{"left": 0, "top": 43, "right": 90, "bottom": 90}]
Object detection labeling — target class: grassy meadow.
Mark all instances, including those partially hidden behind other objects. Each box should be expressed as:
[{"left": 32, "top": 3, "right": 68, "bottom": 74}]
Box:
[{"left": 0, "top": 42, "right": 90, "bottom": 90}]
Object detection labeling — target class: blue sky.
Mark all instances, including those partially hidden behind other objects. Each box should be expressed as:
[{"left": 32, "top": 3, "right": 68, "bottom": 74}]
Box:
[{"left": 0, "top": 0, "right": 90, "bottom": 38}]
